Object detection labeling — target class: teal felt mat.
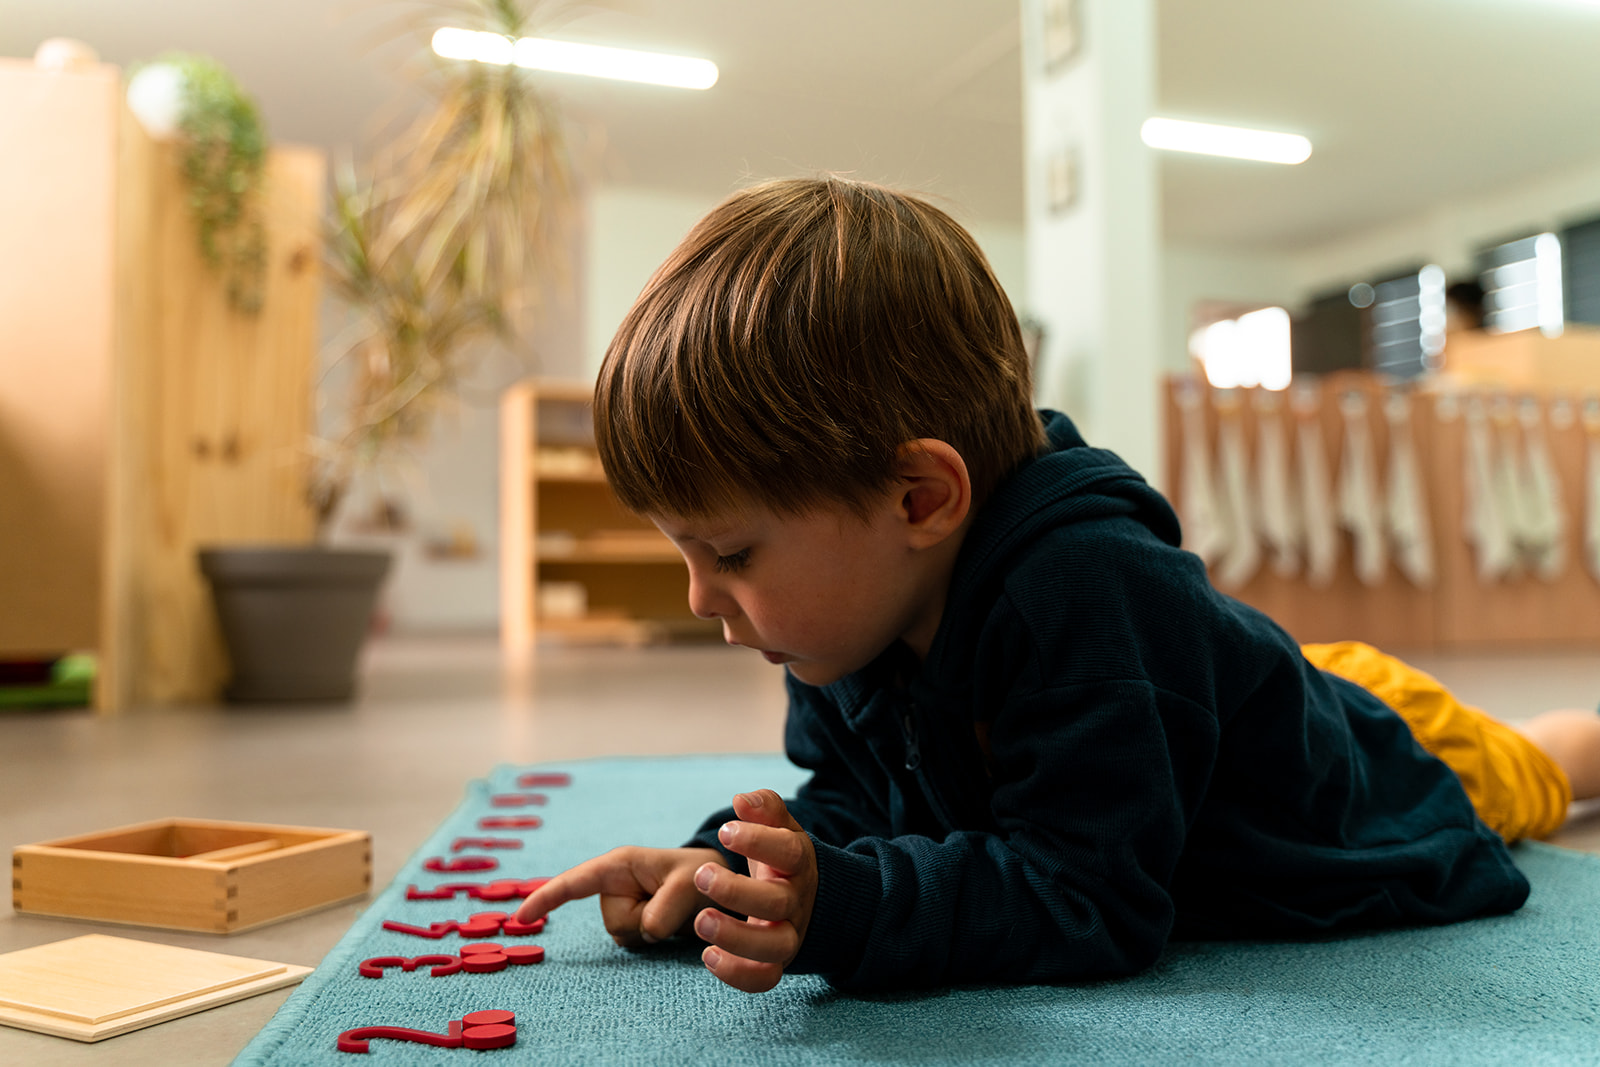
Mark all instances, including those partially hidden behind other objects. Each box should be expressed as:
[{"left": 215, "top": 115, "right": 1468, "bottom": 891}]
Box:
[{"left": 234, "top": 755, "right": 1600, "bottom": 1065}]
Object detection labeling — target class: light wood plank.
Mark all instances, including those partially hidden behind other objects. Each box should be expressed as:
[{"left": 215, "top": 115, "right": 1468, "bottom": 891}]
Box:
[
  {"left": 182, "top": 840, "right": 281, "bottom": 864},
  {"left": 0, "top": 935, "right": 281, "bottom": 1024},
  {"left": 0, "top": 935, "right": 308, "bottom": 1042},
  {"left": 0, "top": 60, "right": 119, "bottom": 656}
]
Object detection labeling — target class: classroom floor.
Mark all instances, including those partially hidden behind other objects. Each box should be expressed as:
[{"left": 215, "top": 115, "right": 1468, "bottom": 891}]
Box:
[{"left": 0, "top": 634, "right": 1596, "bottom": 1066}]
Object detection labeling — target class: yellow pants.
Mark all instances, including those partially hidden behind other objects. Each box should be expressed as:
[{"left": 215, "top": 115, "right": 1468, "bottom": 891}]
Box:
[{"left": 1302, "top": 641, "right": 1571, "bottom": 843}]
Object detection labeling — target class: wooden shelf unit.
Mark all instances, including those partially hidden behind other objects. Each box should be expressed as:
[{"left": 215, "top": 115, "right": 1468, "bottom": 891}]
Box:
[
  {"left": 1161, "top": 371, "right": 1600, "bottom": 652},
  {"left": 0, "top": 59, "right": 322, "bottom": 709},
  {"left": 500, "top": 380, "right": 718, "bottom": 647}
]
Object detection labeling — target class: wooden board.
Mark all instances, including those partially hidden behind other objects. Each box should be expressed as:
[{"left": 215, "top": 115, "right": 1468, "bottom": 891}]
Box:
[
  {"left": 116, "top": 140, "right": 322, "bottom": 705},
  {"left": 0, "top": 59, "right": 120, "bottom": 656},
  {"left": 0, "top": 934, "right": 309, "bottom": 1042}
]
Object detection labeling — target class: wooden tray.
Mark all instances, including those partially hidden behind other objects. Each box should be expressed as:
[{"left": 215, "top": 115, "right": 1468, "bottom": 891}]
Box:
[
  {"left": 12, "top": 817, "right": 370, "bottom": 933},
  {"left": 0, "top": 934, "right": 310, "bottom": 1042}
]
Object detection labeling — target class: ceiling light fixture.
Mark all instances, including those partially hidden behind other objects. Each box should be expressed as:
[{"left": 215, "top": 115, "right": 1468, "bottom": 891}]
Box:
[
  {"left": 1140, "top": 117, "right": 1312, "bottom": 165},
  {"left": 431, "top": 28, "right": 718, "bottom": 90}
]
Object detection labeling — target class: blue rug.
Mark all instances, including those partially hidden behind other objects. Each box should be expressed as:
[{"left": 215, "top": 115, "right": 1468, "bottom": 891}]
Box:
[{"left": 234, "top": 755, "right": 1600, "bottom": 1065}]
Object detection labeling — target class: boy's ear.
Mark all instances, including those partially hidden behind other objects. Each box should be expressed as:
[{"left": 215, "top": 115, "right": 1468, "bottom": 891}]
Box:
[{"left": 892, "top": 439, "right": 971, "bottom": 548}]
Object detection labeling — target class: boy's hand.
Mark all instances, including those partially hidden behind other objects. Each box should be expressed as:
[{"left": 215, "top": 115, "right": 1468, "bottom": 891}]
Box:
[
  {"left": 514, "top": 846, "right": 726, "bottom": 947},
  {"left": 691, "top": 790, "right": 818, "bottom": 994}
]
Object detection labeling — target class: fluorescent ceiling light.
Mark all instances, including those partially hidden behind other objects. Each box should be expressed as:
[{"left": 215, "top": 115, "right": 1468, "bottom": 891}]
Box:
[
  {"left": 1140, "top": 117, "right": 1311, "bottom": 165},
  {"left": 432, "top": 28, "right": 718, "bottom": 90}
]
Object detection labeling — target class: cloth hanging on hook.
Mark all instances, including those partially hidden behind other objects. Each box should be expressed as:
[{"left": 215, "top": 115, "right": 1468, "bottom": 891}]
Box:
[
  {"left": 1337, "top": 391, "right": 1386, "bottom": 587},
  {"left": 1213, "top": 397, "right": 1262, "bottom": 590},
  {"left": 1293, "top": 384, "right": 1339, "bottom": 588},
  {"left": 1462, "top": 397, "right": 1516, "bottom": 583},
  {"left": 1176, "top": 382, "right": 1228, "bottom": 566},
  {"left": 1254, "top": 394, "right": 1300, "bottom": 578},
  {"left": 1585, "top": 402, "right": 1600, "bottom": 583},
  {"left": 1383, "top": 392, "right": 1435, "bottom": 588},
  {"left": 1491, "top": 403, "right": 1531, "bottom": 569},
  {"left": 1516, "top": 400, "right": 1566, "bottom": 582}
]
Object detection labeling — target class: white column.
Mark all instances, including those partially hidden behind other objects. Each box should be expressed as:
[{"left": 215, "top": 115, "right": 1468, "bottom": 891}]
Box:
[{"left": 1021, "top": 0, "right": 1161, "bottom": 484}]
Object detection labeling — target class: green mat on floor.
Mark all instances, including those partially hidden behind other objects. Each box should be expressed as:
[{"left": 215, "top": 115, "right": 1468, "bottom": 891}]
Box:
[{"left": 233, "top": 754, "right": 1600, "bottom": 1065}]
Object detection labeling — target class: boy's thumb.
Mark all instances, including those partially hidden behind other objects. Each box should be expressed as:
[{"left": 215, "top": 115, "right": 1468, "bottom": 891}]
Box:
[{"left": 733, "top": 789, "right": 801, "bottom": 830}]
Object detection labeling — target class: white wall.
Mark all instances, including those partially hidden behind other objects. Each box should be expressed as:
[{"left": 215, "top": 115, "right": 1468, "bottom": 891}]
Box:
[
  {"left": 1162, "top": 243, "right": 1301, "bottom": 369},
  {"left": 966, "top": 220, "right": 1027, "bottom": 316},
  {"left": 584, "top": 187, "right": 719, "bottom": 375},
  {"left": 1288, "top": 149, "right": 1600, "bottom": 295},
  {"left": 584, "top": 188, "right": 1030, "bottom": 376},
  {"left": 1156, "top": 151, "right": 1600, "bottom": 379},
  {"left": 1022, "top": 0, "right": 1162, "bottom": 483},
  {"left": 323, "top": 216, "right": 586, "bottom": 633}
]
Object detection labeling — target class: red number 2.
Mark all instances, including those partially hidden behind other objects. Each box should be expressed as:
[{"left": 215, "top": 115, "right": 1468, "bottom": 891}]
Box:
[{"left": 337, "top": 1009, "right": 517, "bottom": 1053}]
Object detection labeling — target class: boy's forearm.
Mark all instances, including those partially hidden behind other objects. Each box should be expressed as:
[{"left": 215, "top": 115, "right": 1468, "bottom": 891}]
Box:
[{"left": 786, "top": 831, "right": 1174, "bottom": 989}]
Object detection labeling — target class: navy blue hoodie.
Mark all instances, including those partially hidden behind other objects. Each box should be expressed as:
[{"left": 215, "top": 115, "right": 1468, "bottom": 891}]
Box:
[{"left": 692, "top": 410, "right": 1527, "bottom": 989}]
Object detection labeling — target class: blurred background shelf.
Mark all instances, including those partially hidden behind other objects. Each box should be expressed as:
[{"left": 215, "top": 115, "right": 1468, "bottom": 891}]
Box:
[{"left": 500, "top": 380, "right": 718, "bottom": 647}]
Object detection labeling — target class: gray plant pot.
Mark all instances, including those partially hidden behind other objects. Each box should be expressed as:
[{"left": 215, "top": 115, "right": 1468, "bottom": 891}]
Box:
[{"left": 198, "top": 546, "right": 392, "bottom": 703}]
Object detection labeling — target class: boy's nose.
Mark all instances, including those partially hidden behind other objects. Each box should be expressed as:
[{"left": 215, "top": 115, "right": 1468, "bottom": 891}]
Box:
[{"left": 686, "top": 569, "right": 732, "bottom": 620}]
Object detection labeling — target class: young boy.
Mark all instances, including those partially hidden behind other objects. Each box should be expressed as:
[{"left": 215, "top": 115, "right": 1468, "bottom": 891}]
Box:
[{"left": 515, "top": 177, "right": 1600, "bottom": 994}]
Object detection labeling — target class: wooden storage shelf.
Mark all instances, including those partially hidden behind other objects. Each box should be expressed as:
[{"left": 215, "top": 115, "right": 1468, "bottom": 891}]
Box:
[
  {"left": 0, "top": 59, "right": 322, "bottom": 710},
  {"left": 501, "top": 380, "right": 720, "bottom": 646},
  {"left": 12, "top": 818, "right": 371, "bottom": 934}
]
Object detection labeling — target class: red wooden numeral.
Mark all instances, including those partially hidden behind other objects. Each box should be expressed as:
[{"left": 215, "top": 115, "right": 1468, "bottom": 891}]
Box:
[
  {"left": 337, "top": 1010, "right": 516, "bottom": 1053},
  {"left": 425, "top": 856, "right": 499, "bottom": 873},
  {"left": 477, "top": 815, "right": 542, "bottom": 830},
  {"left": 515, "top": 772, "right": 572, "bottom": 787}
]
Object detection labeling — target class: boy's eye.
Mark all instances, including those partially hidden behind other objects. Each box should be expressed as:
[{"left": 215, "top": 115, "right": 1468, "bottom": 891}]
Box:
[{"left": 713, "top": 548, "right": 751, "bottom": 574}]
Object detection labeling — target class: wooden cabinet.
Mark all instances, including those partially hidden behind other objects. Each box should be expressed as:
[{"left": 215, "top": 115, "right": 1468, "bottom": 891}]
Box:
[
  {"left": 499, "top": 380, "right": 717, "bottom": 646},
  {"left": 1161, "top": 372, "right": 1600, "bottom": 652},
  {"left": 0, "top": 59, "right": 321, "bottom": 709}
]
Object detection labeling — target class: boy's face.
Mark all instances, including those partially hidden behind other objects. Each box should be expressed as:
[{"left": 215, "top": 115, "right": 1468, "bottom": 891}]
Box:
[{"left": 651, "top": 494, "right": 944, "bottom": 688}]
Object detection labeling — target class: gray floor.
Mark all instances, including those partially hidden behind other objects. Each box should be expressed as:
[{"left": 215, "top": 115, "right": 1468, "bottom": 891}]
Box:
[{"left": 0, "top": 635, "right": 1596, "bottom": 1065}]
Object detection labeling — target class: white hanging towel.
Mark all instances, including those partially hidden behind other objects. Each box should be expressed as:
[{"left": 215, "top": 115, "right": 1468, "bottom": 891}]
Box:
[
  {"left": 1491, "top": 399, "right": 1531, "bottom": 569},
  {"left": 1383, "top": 392, "right": 1435, "bottom": 588},
  {"left": 1462, "top": 396, "right": 1517, "bottom": 582},
  {"left": 1516, "top": 398, "right": 1566, "bottom": 581},
  {"left": 1213, "top": 393, "right": 1262, "bottom": 590},
  {"left": 1585, "top": 399, "right": 1600, "bottom": 583},
  {"left": 1337, "top": 390, "right": 1387, "bottom": 587},
  {"left": 1253, "top": 391, "right": 1300, "bottom": 578},
  {"left": 1175, "top": 380, "right": 1229, "bottom": 566},
  {"left": 1292, "top": 383, "right": 1339, "bottom": 588}
]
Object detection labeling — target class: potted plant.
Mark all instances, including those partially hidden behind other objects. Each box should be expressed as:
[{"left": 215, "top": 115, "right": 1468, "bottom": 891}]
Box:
[{"left": 154, "top": 1, "right": 572, "bottom": 701}]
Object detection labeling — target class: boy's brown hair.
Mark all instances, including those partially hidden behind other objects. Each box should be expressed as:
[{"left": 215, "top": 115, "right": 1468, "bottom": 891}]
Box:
[{"left": 594, "top": 176, "right": 1046, "bottom": 520}]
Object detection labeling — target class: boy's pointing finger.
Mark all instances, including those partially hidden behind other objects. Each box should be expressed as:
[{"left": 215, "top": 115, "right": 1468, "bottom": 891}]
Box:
[
  {"left": 513, "top": 867, "right": 588, "bottom": 923},
  {"left": 513, "top": 849, "right": 637, "bottom": 922}
]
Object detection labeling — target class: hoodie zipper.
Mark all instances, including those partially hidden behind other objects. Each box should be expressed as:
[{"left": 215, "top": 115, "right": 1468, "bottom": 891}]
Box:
[
  {"left": 901, "top": 703, "right": 922, "bottom": 771},
  {"left": 902, "top": 697, "right": 964, "bottom": 830}
]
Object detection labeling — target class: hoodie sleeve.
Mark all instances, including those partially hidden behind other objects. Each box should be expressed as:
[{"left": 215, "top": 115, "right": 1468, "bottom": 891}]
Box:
[{"left": 787, "top": 675, "right": 1219, "bottom": 988}]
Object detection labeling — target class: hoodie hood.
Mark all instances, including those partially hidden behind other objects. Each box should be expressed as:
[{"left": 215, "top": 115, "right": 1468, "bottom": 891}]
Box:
[
  {"left": 949, "top": 410, "right": 1182, "bottom": 608},
  {"left": 823, "top": 410, "right": 1182, "bottom": 714}
]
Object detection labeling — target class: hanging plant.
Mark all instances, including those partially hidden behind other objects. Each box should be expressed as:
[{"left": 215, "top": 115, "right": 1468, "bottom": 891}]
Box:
[
  {"left": 128, "top": 54, "right": 269, "bottom": 314},
  {"left": 313, "top": 0, "right": 574, "bottom": 527}
]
